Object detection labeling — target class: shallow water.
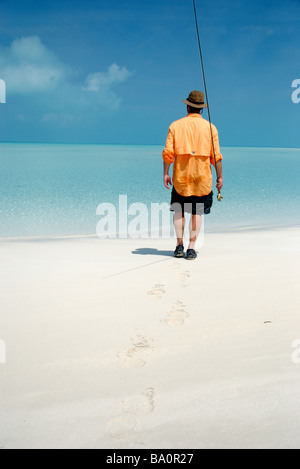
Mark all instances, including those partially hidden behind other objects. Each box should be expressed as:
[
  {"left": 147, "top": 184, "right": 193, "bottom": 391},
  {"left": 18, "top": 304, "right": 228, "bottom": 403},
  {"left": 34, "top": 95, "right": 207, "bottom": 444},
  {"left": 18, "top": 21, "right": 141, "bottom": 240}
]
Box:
[{"left": 0, "top": 143, "right": 299, "bottom": 238}]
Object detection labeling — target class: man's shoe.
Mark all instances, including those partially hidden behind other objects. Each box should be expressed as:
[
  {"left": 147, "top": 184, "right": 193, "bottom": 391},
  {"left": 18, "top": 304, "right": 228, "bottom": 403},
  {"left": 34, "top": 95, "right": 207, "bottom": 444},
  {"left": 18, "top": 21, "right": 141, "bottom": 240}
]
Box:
[
  {"left": 174, "top": 243, "right": 184, "bottom": 258},
  {"left": 186, "top": 249, "right": 197, "bottom": 260}
]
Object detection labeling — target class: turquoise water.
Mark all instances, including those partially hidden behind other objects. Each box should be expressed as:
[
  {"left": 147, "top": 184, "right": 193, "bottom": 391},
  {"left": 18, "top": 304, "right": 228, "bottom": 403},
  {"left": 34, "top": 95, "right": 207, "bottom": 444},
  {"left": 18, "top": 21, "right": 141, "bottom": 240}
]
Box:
[{"left": 0, "top": 143, "right": 300, "bottom": 238}]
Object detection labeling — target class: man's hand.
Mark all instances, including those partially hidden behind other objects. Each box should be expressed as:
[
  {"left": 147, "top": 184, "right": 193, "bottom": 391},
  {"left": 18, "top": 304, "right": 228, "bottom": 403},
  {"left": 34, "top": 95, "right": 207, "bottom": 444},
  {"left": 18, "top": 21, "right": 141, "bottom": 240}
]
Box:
[
  {"left": 164, "top": 174, "right": 172, "bottom": 190},
  {"left": 216, "top": 177, "right": 223, "bottom": 192}
]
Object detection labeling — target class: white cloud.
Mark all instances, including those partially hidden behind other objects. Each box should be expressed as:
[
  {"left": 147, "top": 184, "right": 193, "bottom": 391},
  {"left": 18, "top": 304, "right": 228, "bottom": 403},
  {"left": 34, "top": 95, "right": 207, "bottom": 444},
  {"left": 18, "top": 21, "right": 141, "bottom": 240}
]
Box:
[
  {"left": 83, "top": 64, "right": 133, "bottom": 92},
  {"left": 10, "top": 36, "right": 57, "bottom": 64},
  {"left": 0, "top": 36, "right": 133, "bottom": 114},
  {"left": 3, "top": 64, "right": 66, "bottom": 93},
  {"left": 0, "top": 36, "right": 67, "bottom": 94}
]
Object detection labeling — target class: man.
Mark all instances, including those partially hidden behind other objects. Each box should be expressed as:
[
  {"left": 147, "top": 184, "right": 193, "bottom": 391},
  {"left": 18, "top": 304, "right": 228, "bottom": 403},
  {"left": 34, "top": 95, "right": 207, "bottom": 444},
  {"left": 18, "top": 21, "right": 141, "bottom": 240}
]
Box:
[{"left": 162, "top": 90, "right": 223, "bottom": 260}]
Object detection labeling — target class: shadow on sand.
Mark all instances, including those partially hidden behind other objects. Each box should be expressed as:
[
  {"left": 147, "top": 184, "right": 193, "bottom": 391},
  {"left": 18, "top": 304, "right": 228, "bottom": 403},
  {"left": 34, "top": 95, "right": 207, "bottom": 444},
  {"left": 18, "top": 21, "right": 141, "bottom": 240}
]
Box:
[{"left": 131, "top": 247, "right": 174, "bottom": 258}]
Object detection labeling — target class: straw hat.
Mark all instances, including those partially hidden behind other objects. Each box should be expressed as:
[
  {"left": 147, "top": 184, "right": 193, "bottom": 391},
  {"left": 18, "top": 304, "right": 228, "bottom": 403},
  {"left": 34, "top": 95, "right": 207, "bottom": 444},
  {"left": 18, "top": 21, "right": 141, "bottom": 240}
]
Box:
[{"left": 182, "top": 90, "right": 207, "bottom": 108}]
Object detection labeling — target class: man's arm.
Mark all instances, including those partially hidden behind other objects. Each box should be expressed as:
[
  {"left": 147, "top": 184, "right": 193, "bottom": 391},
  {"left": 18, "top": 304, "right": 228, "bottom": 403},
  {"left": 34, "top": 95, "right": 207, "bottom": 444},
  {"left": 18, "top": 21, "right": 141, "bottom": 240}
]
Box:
[
  {"left": 163, "top": 162, "right": 172, "bottom": 190},
  {"left": 162, "top": 127, "right": 175, "bottom": 190},
  {"left": 210, "top": 125, "right": 223, "bottom": 192},
  {"left": 215, "top": 160, "right": 223, "bottom": 192}
]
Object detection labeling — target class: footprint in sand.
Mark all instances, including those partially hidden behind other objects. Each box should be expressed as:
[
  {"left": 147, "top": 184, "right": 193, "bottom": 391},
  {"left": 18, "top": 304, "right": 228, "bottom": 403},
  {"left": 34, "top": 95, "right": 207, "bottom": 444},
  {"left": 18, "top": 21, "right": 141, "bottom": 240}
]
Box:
[
  {"left": 163, "top": 300, "right": 189, "bottom": 327},
  {"left": 179, "top": 270, "right": 191, "bottom": 287},
  {"left": 106, "top": 388, "right": 155, "bottom": 440},
  {"left": 168, "top": 261, "right": 191, "bottom": 287},
  {"left": 120, "top": 387, "right": 155, "bottom": 416},
  {"left": 147, "top": 283, "right": 166, "bottom": 300},
  {"left": 106, "top": 414, "right": 137, "bottom": 440},
  {"left": 117, "top": 330, "right": 154, "bottom": 368}
]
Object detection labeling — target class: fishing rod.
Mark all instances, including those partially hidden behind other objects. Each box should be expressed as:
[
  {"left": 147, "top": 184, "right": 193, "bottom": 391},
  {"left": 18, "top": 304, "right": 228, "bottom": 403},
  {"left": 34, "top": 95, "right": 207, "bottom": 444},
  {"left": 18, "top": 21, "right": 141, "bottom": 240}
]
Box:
[{"left": 192, "top": 0, "right": 223, "bottom": 202}]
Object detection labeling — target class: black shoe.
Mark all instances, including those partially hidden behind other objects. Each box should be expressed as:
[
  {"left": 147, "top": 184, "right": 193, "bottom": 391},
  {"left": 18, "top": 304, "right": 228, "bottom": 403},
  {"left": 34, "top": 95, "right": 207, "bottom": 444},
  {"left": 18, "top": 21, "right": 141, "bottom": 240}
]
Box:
[
  {"left": 174, "top": 243, "right": 184, "bottom": 258},
  {"left": 186, "top": 249, "right": 197, "bottom": 260}
]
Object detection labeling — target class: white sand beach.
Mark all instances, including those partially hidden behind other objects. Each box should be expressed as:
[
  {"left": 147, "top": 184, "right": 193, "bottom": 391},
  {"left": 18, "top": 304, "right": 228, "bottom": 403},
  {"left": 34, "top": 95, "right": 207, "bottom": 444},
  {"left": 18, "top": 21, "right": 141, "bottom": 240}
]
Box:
[{"left": 0, "top": 226, "right": 300, "bottom": 449}]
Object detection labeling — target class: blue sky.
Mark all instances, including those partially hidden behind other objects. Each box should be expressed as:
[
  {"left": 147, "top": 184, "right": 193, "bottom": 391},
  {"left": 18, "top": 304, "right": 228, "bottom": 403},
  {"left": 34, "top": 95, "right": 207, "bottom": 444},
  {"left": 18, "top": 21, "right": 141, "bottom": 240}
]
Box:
[{"left": 0, "top": 0, "right": 299, "bottom": 147}]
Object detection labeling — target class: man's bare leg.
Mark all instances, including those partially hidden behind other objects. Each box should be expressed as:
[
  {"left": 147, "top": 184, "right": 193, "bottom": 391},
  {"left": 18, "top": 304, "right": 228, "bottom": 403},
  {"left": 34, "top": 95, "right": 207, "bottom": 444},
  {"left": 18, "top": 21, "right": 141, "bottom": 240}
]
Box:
[
  {"left": 174, "top": 212, "right": 185, "bottom": 246},
  {"left": 188, "top": 214, "right": 202, "bottom": 250}
]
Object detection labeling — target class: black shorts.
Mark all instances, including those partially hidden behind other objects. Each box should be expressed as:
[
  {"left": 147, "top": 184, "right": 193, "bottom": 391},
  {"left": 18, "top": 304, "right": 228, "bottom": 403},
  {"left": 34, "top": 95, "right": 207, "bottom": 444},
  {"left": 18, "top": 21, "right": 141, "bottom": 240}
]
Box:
[{"left": 170, "top": 187, "right": 213, "bottom": 215}]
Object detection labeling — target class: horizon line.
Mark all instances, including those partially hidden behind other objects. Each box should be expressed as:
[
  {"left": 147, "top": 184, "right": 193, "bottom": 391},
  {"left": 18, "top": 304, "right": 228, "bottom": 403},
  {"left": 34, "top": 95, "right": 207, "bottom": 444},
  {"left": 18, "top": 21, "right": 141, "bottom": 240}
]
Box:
[{"left": 0, "top": 141, "right": 299, "bottom": 151}]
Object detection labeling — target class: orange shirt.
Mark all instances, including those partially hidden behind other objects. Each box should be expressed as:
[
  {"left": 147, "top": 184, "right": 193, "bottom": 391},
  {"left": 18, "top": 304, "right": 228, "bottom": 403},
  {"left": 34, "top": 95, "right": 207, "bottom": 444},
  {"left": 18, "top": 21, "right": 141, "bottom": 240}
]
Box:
[{"left": 162, "top": 113, "right": 223, "bottom": 197}]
